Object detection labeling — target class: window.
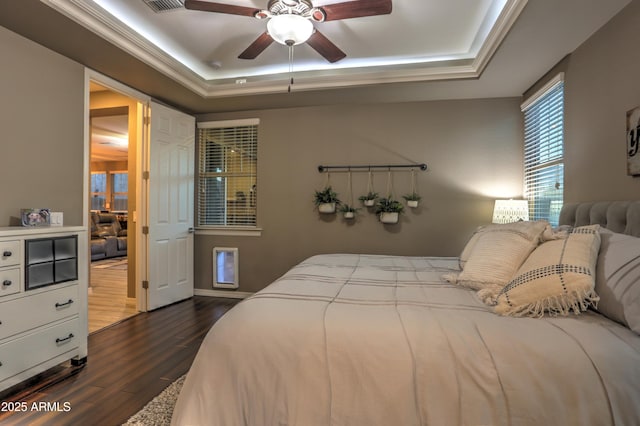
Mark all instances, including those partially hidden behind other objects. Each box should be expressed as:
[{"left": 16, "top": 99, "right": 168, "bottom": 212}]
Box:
[
  {"left": 522, "top": 73, "right": 564, "bottom": 226},
  {"left": 91, "top": 172, "right": 107, "bottom": 211},
  {"left": 197, "top": 119, "right": 258, "bottom": 228},
  {"left": 111, "top": 172, "right": 128, "bottom": 212}
]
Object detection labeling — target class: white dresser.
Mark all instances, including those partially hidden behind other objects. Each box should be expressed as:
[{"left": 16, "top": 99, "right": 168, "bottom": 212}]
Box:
[{"left": 0, "top": 226, "right": 88, "bottom": 392}]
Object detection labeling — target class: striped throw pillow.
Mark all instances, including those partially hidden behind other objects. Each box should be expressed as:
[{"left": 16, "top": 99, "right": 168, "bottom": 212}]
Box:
[{"left": 450, "top": 220, "right": 550, "bottom": 291}]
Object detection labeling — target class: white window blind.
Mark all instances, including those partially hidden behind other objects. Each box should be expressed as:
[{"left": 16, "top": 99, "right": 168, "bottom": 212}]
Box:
[
  {"left": 522, "top": 74, "right": 564, "bottom": 226},
  {"left": 197, "top": 120, "right": 258, "bottom": 227},
  {"left": 91, "top": 172, "right": 107, "bottom": 211},
  {"left": 111, "top": 172, "right": 128, "bottom": 212}
]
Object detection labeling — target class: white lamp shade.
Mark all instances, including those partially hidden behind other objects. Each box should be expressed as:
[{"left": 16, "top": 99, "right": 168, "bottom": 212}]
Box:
[
  {"left": 492, "top": 200, "right": 529, "bottom": 224},
  {"left": 267, "top": 14, "right": 314, "bottom": 46}
]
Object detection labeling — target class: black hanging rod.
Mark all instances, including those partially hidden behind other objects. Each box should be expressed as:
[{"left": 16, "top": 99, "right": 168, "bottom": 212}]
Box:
[{"left": 318, "top": 163, "right": 427, "bottom": 173}]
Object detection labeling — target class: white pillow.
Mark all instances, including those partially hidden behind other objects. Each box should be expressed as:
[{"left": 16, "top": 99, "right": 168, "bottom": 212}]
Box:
[
  {"left": 596, "top": 229, "right": 640, "bottom": 334},
  {"left": 450, "top": 220, "right": 550, "bottom": 291},
  {"left": 494, "top": 225, "right": 601, "bottom": 317}
]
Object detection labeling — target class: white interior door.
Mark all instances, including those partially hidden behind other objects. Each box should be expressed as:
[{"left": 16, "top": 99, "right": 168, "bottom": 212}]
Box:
[{"left": 145, "top": 101, "right": 195, "bottom": 310}]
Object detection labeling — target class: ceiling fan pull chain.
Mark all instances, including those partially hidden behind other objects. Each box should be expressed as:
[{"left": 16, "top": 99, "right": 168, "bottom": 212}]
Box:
[{"left": 288, "top": 44, "right": 294, "bottom": 93}]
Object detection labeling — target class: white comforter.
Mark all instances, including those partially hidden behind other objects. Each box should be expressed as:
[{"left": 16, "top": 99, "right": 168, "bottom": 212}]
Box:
[{"left": 172, "top": 254, "right": 640, "bottom": 426}]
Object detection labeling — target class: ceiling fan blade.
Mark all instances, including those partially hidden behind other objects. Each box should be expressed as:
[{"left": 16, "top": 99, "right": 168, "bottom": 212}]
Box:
[
  {"left": 320, "top": 0, "right": 392, "bottom": 21},
  {"left": 238, "top": 32, "right": 275, "bottom": 60},
  {"left": 184, "top": 0, "right": 259, "bottom": 17},
  {"left": 307, "top": 30, "right": 346, "bottom": 63}
]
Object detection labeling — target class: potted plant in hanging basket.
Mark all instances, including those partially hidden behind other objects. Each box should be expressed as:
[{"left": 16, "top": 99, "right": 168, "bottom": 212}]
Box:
[
  {"left": 403, "top": 192, "right": 422, "bottom": 208},
  {"left": 340, "top": 204, "right": 359, "bottom": 219},
  {"left": 314, "top": 186, "right": 341, "bottom": 214},
  {"left": 358, "top": 192, "right": 378, "bottom": 207},
  {"left": 375, "top": 197, "right": 404, "bottom": 224}
]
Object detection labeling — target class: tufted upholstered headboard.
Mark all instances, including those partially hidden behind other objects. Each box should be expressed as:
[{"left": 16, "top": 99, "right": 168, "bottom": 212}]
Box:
[{"left": 559, "top": 201, "right": 640, "bottom": 237}]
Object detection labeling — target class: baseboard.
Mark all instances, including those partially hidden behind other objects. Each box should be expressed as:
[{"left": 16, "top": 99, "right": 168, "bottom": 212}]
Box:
[{"left": 194, "top": 288, "right": 253, "bottom": 299}]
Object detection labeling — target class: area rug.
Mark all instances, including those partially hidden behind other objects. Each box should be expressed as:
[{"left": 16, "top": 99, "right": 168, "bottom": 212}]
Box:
[{"left": 122, "top": 375, "right": 185, "bottom": 426}]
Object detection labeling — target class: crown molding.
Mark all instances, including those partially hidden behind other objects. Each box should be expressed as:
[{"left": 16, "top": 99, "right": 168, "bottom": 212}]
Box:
[
  {"left": 41, "top": 0, "right": 528, "bottom": 98},
  {"left": 472, "top": 0, "right": 529, "bottom": 77},
  {"left": 41, "top": 0, "right": 209, "bottom": 96}
]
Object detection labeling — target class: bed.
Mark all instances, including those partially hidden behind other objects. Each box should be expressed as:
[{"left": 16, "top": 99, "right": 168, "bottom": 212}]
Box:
[{"left": 172, "top": 201, "right": 640, "bottom": 425}]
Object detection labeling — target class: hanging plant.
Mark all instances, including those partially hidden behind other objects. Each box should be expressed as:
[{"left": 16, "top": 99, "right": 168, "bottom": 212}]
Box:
[
  {"left": 403, "top": 169, "right": 421, "bottom": 208},
  {"left": 403, "top": 192, "right": 421, "bottom": 208},
  {"left": 376, "top": 170, "right": 403, "bottom": 224},
  {"left": 340, "top": 171, "right": 359, "bottom": 219},
  {"left": 340, "top": 204, "right": 360, "bottom": 219},
  {"left": 375, "top": 197, "right": 404, "bottom": 223},
  {"left": 314, "top": 171, "right": 340, "bottom": 214},
  {"left": 358, "top": 192, "right": 378, "bottom": 206},
  {"left": 359, "top": 170, "right": 378, "bottom": 206},
  {"left": 314, "top": 186, "right": 340, "bottom": 213}
]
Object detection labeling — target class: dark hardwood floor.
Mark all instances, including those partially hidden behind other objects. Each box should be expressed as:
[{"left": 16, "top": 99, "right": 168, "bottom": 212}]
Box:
[{"left": 0, "top": 296, "right": 240, "bottom": 426}]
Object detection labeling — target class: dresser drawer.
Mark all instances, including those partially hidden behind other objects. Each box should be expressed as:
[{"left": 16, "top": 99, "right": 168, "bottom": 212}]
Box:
[
  {"left": 0, "top": 317, "right": 79, "bottom": 382},
  {"left": 0, "top": 268, "right": 20, "bottom": 298},
  {"left": 0, "top": 240, "right": 20, "bottom": 268},
  {"left": 0, "top": 285, "right": 79, "bottom": 341}
]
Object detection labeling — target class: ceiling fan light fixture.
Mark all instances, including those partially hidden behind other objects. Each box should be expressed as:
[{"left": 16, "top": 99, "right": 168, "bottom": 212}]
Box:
[{"left": 267, "top": 14, "right": 314, "bottom": 46}]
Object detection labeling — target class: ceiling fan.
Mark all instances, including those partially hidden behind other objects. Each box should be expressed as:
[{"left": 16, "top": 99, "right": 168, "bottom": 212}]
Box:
[{"left": 184, "top": 0, "right": 392, "bottom": 63}]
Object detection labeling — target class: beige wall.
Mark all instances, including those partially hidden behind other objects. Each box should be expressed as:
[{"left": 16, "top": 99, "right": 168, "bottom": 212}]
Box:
[
  {"left": 564, "top": 0, "right": 640, "bottom": 202},
  {"left": 0, "top": 26, "right": 84, "bottom": 226},
  {"left": 196, "top": 99, "right": 523, "bottom": 293},
  {"left": 0, "top": 22, "right": 523, "bottom": 297},
  {"left": 525, "top": 0, "right": 640, "bottom": 203},
  {"left": 5, "top": 0, "right": 637, "bottom": 297}
]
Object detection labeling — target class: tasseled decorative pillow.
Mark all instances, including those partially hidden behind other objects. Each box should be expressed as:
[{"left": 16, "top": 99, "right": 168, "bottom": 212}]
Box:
[{"left": 494, "top": 225, "right": 601, "bottom": 317}]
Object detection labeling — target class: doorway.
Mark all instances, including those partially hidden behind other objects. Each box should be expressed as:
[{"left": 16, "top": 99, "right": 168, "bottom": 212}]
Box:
[
  {"left": 84, "top": 70, "right": 196, "bottom": 323},
  {"left": 88, "top": 82, "right": 139, "bottom": 333}
]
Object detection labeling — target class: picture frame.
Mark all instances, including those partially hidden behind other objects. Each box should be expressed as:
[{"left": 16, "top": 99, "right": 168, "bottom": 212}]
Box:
[
  {"left": 21, "top": 208, "right": 51, "bottom": 227},
  {"left": 626, "top": 106, "right": 640, "bottom": 176}
]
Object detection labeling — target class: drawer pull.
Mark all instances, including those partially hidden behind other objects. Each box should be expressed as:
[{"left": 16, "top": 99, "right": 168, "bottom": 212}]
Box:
[
  {"left": 55, "top": 299, "right": 74, "bottom": 308},
  {"left": 55, "top": 333, "right": 74, "bottom": 344},
  {"left": 2, "top": 251, "right": 11, "bottom": 257},
  {"left": 2, "top": 280, "right": 11, "bottom": 286}
]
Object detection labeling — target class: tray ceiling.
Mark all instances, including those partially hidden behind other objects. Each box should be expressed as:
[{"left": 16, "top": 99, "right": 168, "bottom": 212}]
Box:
[
  {"left": 43, "top": 0, "right": 527, "bottom": 97},
  {"left": 0, "top": 0, "right": 625, "bottom": 112}
]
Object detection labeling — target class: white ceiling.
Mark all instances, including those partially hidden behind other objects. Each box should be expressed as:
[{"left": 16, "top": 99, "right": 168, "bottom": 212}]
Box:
[
  {"left": 88, "top": 80, "right": 129, "bottom": 162},
  {"left": 91, "top": 107, "right": 129, "bottom": 162},
  {"left": 37, "top": 0, "right": 631, "bottom": 108}
]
